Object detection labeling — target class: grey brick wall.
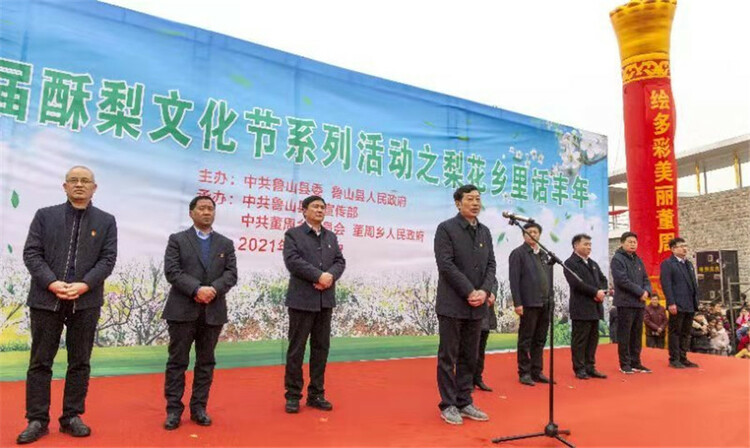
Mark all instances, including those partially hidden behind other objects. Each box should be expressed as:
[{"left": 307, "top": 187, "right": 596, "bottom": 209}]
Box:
[{"left": 608, "top": 187, "right": 749, "bottom": 290}]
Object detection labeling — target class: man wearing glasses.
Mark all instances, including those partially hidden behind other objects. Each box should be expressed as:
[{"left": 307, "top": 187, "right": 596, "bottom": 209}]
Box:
[
  {"left": 660, "top": 238, "right": 700, "bottom": 369},
  {"left": 17, "top": 166, "right": 118, "bottom": 444}
]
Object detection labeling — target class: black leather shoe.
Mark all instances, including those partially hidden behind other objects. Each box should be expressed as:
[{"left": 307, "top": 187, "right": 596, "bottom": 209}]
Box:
[
  {"left": 586, "top": 369, "right": 608, "bottom": 379},
  {"left": 164, "top": 413, "right": 180, "bottom": 430},
  {"left": 16, "top": 421, "right": 49, "bottom": 444},
  {"left": 190, "top": 409, "right": 212, "bottom": 426},
  {"left": 306, "top": 396, "right": 333, "bottom": 411},
  {"left": 575, "top": 371, "right": 590, "bottom": 380},
  {"left": 519, "top": 375, "right": 535, "bottom": 386},
  {"left": 59, "top": 416, "right": 91, "bottom": 437},
  {"left": 669, "top": 361, "right": 686, "bottom": 369},
  {"left": 285, "top": 399, "right": 300, "bottom": 414},
  {"left": 474, "top": 380, "right": 493, "bottom": 392},
  {"left": 532, "top": 373, "right": 556, "bottom": 384},
  {"left": 682, "top": 360, "right": 699, "bottom": 368}
]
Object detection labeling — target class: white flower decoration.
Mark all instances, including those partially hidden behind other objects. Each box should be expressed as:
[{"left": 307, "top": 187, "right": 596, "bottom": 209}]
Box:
[{"left": 579, "top": 130, "right": 607, "bottom": 164}]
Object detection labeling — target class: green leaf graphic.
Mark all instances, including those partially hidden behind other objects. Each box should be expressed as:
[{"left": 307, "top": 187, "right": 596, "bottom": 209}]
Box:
[
  {"left": 157, "top": 28, "right": 186, "bottom": 38},
  {"left": 229, "top": 74, "right": 252, "bottom": 88}
]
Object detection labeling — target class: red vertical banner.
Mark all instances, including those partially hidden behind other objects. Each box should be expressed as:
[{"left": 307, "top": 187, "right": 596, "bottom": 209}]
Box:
[
  {"left": 645, "top": 85, "right": 678, "bottom": 257},
  {"left": 622, "top": 77, "right": 679, "bottom": 285}
]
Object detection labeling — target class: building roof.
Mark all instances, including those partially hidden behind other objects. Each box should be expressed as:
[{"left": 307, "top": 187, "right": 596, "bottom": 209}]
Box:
[{"left": 609, "top": 134, "right": 750, "bottom": 185}]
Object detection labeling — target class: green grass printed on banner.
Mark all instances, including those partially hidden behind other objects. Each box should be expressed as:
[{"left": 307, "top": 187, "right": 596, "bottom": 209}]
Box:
[
  {"left": 0, "top": 334, "right": 610, "bottom": 381},
  {"left": 0, "top": 334, "right": 522, "bottom": 381}
]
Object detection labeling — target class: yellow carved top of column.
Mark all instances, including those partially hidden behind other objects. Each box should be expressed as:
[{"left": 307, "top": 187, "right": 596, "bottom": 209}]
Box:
[
  {"left": 610, "top": 0, "right": 677, "bottom": 67},
  {"left": 622, "top": 58, "right": 670, "bottom": 84}
]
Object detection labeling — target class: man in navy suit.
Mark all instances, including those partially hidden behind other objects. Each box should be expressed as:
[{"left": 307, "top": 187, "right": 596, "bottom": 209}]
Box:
[
  {"left": 660, "top": 237, "right": 700, "bottom": 369},
  {"left": 162, "top": 196, "right": 238, "bottom": 430}
]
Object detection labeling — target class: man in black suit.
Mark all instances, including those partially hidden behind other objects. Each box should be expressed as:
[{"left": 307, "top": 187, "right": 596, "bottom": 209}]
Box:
[
  {"left": 611, "top": 231, "right": 652, "bottom": 374},
  {"left": 563, "top": 234, "right": 608, "bottom": 380},
  {"left": 283, "top": 195, "right": 346, "bottom": 414},
  {"left": 660, "top": 237, "right": 700, "bottom": 369},
  {"left": 17, "top": 166, "right": 118, "bottom": 445},
  {"left": 162, "top": 196, "right": 237, "bottom": 430},
  {"left": 434, "top": 184, "right": 496, "bottom": 425},
  {"left": 509, "top": 222, "right": 554, "bottom": 386}
]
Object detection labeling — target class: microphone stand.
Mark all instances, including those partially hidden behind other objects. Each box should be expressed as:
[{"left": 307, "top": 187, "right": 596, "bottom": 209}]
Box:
[{"left": 491, "top": 217, "right": 583, "bottom": 448}]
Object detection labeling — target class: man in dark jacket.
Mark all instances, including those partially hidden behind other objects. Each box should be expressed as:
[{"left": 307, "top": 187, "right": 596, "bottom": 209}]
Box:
[
  {"left": 283, "top": 195, "right": 345, "bottom": 414},
  {"left": 644, "top": 294, "right": 668, "bottom": 349},
  {"left": 434, "top": 185, "right": 496, "bottom": 425},
  {"left": 17, "top": 166, "right": 118, "bottom": 444},
  {"left": 611, "top": 231, "right": 652, "bottom": 374},
  {"left": 563, "top": 234, "right": 608, "bottom": 380},
  {"left": 509, "top": 222, "right": 553, "bottom": 386},
  {"left": 474, "top": 279, "right": 499, "bottom": 392},
  {"left": 162, "top": 196, "right": 238, "bottom": 430},
  {"left": 660, "top": 237, "right": 700, "bottom": 368}
]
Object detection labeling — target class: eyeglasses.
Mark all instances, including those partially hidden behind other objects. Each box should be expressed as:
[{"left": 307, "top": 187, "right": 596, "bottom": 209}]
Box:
[{"left": 66, "top": 178, "right": 93, "bottom": 185}]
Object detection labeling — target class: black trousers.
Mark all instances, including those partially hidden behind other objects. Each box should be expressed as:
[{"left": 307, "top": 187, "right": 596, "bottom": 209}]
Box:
[
  {"left": 646, "top": 334, "right": 665, "bottom": 348},
  {"left": 437, "top": 315, "right": 481, "bottom": 410},
  {"left": 668, "top": 311, "right": 694, "bottom": 363},
  {"left": 571, "top": 320, "right": 599, "bottom": 374},
  {"left": 474, "top": 330, "right": 490, "bottom": 383},
  {"left": 164, "top": 310, "right": 223, "bottom": 416},
  {"left": 517, "top": 303, "right": 550, "bottom": 378},
  {"left": 284, "top": 307, "right": 333, "bottom": 401},
  {"left": 26, "top": 303, "right": 100, "bottom": 426},
  {"left": 616, "top": 307, "right": 644, "bottom": 369}
]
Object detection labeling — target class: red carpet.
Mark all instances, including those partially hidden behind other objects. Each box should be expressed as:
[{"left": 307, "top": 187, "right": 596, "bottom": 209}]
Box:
[{"left": 1, "top": 345, "right": 748, "bottom": 447}]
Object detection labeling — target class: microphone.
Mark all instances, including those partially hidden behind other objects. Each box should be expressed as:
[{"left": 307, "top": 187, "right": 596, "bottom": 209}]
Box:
[{"left": 502, "top": 211, "right": 536, "bottom": 223}]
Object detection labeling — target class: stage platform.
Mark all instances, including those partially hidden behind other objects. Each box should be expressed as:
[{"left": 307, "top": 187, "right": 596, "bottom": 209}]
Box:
[{"left": 1, "top": 344, "right": 748, "bottom": 447}]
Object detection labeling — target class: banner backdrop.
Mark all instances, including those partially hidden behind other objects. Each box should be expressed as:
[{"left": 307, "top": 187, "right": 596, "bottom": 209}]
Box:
[{"left": 0, "top": 0, "right": 608, "bottom": 355}]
